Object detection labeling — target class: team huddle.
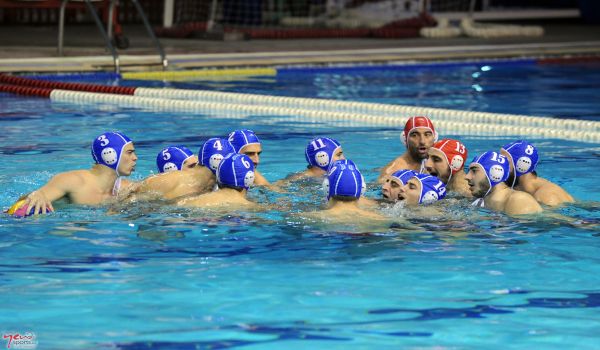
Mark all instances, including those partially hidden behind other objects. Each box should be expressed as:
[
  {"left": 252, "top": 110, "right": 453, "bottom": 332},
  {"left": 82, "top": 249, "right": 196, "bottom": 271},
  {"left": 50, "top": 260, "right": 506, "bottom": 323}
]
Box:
[{"left": 7, "top": 116, "right": 574, "bottom": 220}]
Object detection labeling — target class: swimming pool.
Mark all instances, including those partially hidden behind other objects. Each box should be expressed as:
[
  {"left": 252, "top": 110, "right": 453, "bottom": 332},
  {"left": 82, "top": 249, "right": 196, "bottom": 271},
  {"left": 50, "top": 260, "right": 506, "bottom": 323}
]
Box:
[{"left": 1, "top": 61, "right": 600, "bottom": 349}]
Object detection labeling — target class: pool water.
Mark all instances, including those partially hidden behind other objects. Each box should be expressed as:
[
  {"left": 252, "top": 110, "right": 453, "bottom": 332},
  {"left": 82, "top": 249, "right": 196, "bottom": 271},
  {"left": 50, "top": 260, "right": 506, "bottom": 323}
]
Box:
[{"left": 1, "top": 62, "right": 600, "bottom": 349}]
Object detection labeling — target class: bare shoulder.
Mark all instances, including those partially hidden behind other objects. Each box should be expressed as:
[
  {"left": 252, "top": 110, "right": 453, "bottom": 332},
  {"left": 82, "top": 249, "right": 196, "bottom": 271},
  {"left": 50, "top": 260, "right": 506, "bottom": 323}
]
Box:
[
  {"left": 140, "top": 171, "right": 195, "bottom": 196},
  {"left": 358, "top": 196, "right": 379, "bottom": 210},
  {"left": 379, "top": 156, "right": 409, "bottom": 181},
  {"left": 506, "top": 191, "right": 542, "bottom": 215},
  {"left": 143, "top": 171, "right": 182, "bottom": 188},
  {"left": 535, "top": 181, "right": 574, "bottom": 206},
  {"left": 49, "top": 169, "right": 89, "bottom": 186},
  {"left": 254, "top": 170, "right": 271, "bottom": 186}
]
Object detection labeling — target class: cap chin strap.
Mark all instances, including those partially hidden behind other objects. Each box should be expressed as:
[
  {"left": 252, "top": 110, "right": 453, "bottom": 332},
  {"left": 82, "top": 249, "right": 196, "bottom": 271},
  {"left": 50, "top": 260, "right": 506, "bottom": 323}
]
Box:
[
  {"left": 115, "top": 155, "right": 122, "bottom": 177},
  {"left": 502, "top": 149, "right": 517, "bottom": 189},
  {"left": 509, "top": 162, "right": 517, "bottom": 189},
  {"left": 439, "top": 149, "right": 452, "bottom": 184},
  {"left": 483, "top": 176, "right": 492, "bottom": 198},
  {"left": 506, "top": 154, "right": 517, "bottom": 189}
]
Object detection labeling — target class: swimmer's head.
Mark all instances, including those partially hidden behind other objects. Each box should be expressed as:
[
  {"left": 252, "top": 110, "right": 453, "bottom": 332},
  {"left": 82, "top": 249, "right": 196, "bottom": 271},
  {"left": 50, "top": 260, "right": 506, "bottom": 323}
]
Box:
[
  {"left": 156, "top": 146, "right": 195, "bottom": 173},
  {"left": 322, "top": 159, "right": 365, "bottom": 201},
  {"left": 229, "top": 129, "right": 262, "bottom": 167},
  {"left": 500, "top": 140, "right": 539, "bottom": 188},
  {"left": 91, "top": 131, "right": 136, "bottom": 176},
  {"left": 426, "top": 139, "right": 468, "bottom": 183},
  {"left": 199, "top": 138, "right": 235, "bottom": 174},
  {"left": 305, "top": 137, "right": 344, "bottom": 171},
  {"left": 398, "top": 174, "right": 447, "bottom": 205},
  {"left": 381, "top": 169, "right": 418, "bottom": 202},
  {"left": 401, "top": 116, "right": 438, "bottom": 160},
  {"left": 216, "top": 153, "right": 255, "bottom": 191},
  {"left": 228, "top": 129, "right": 261, "bottom": 153},
  {"left": 466, "top": 151, "right": 510, "bottom": 198}
]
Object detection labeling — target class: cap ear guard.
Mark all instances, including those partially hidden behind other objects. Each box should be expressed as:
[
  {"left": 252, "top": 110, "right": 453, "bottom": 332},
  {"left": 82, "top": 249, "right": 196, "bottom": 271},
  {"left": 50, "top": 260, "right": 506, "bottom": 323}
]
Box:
[
  {"left": 200, "top": 138, "right": 235, "bottom": 174},
  {"left": 449, "top": 155, "right": 464, "bottom": 172}
]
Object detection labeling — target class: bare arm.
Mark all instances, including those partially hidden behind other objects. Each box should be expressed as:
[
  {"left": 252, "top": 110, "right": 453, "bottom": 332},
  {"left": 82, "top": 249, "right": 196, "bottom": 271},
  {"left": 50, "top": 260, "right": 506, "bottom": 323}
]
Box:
[
  {"left": 21, "top": 172, "right": 83, "bottom": 214},
  {"left": 273, "top": 171, "right": 308, "bottom": 187},
  {"left": 254, "top": 170, "right": 285, "bottom": 193},
  {"left": 253, "top": 170, "right": 271, "bottom": 186},
  {"left": 132, "top": 172, "right": 206, "bottom": 202},
  {"left": 134, "top": 173, "right": 178, "bottom": 198},
  {"left": 378, "top": 158, "right": 399, "bottom": 183}
]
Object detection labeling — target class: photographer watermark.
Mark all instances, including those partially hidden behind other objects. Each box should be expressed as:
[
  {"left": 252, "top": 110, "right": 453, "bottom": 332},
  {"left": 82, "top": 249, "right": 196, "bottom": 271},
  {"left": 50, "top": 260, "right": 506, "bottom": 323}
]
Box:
[{"left": 2, "top": 332, "right": 37, "bottom": 349}]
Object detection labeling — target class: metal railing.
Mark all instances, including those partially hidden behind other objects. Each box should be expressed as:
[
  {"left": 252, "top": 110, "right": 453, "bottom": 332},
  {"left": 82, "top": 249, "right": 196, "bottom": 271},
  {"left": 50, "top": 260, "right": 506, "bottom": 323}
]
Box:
[{"left": 58, "top": 0, "right": 167, "bottom": 73}]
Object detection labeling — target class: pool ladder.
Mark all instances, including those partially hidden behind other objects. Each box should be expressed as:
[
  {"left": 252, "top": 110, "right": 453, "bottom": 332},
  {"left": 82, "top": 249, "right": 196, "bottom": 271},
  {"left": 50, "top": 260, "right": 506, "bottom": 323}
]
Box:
[{"left": 58, "top": 0, "right": 168, "bottom": 74}]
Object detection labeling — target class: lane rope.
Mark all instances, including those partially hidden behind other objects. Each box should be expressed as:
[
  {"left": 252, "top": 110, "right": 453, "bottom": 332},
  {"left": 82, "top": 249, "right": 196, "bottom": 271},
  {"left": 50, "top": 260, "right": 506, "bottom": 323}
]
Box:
[
  {"left": 3, "top": 73, "right": 599, "bottom": 143},
  {"left": 50, "top": 89, "right": 600, "bottom": 143}
]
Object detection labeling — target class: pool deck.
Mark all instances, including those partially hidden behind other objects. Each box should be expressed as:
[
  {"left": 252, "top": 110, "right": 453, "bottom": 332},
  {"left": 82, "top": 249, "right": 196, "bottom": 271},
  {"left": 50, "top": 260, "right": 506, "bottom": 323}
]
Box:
[{"left": 0, "top": 20, "right": 599, "bottom": 72}]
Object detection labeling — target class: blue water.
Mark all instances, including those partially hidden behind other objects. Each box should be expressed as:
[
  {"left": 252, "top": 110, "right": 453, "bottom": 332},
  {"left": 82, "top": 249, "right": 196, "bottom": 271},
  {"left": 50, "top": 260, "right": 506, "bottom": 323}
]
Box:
[{"left": 1, "top": 62, "right": 600, "bottom": 349}]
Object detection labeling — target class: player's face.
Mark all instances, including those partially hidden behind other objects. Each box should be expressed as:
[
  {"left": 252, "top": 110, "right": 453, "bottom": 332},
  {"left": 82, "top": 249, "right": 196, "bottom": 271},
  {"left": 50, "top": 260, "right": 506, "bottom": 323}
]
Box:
[
  {"left": 425, "top": 148, "right": 451, "bottom": 183},
  {"left": 398, "top": 178, "right": 421, "bottom": 205},
  {"left": 407, "top": 128, "right": 435, "bottom": 161},
  {"left": 118, "top": 143, "right": 137, "bottom": 176},
  {"left": 465, "top": 164, "right": 490, "bottom": 198},
  {"left": 381, "top": 176, "right": 403, "bottom": 202},
  {"left": 332, "top": 147, "right": 345, "bottom": 163},
  {"left": 241, "top": 144, "right": 262, "bottom": 168}
]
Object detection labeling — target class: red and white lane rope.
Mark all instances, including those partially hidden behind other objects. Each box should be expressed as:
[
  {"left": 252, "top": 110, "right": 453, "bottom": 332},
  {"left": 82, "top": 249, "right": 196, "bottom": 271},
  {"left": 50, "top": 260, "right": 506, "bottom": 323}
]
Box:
[{"left": 2, "top": 74, "right": 599, "bottom": 143}]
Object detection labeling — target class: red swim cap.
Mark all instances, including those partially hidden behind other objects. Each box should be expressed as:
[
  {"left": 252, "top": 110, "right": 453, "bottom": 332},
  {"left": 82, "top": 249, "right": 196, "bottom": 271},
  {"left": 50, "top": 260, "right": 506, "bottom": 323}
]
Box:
[
  {"left": 431, "top": 139, "right": 468, "bottom": 175},
  {"left": 401, "top": 116, "right": 437, "bottom": 146}
]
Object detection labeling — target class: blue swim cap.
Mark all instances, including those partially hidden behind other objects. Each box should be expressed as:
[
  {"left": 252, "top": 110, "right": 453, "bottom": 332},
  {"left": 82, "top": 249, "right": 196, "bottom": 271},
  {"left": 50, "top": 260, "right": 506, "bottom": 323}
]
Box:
[
  {"left": 469, "top": 151, "right": 510, "bottom": 196},
  {"left": 305, "top": 137, "right": 342, "bottom": 171},
  {"left": 217, "top": 153, "right": 255, "bottom": 190},
  {"left": 91, "top": 131, "right": 132, "bottom": 175},
  {"left": 390, "top": 169, "right": 418, "bottom": 186},
  {"left": 501, "top": 140, "right": 539, "bottom": 186},
  {"left": 199, "top": 138, "right": 235, "bottom": 174},
  {"left": 413, "top": 174, "right": 447, "bottom": 204},
  {"left": 228, "top": 129, "right": 261, "bottom": 153},
  {"left": 323, "top": 159, "right": 365, "bottom": 200},
  {"left": 156, "top": 146, "right": 194, "bottom": 173}
]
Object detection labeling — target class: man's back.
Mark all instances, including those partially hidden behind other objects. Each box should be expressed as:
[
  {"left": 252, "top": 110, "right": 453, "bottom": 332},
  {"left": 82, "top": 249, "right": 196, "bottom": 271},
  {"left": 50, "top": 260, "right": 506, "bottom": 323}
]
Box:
[
  {"left": 134, "top": 166, "right": 214, "bottom": 201},
  {"left": 178, "top": 188, "right": 254, "bottom": 210},
  {"left": 520, "top": 176, "right": 574, "bottom": 206}
]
